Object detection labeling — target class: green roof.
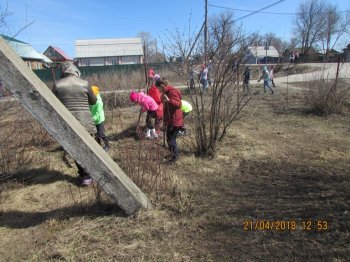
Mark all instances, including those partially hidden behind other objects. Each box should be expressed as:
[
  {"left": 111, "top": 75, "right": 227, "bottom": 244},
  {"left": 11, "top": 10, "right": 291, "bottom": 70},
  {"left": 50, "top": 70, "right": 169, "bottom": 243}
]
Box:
[{"left": 0, "top": 34, "right": 51, "bottom": 62}]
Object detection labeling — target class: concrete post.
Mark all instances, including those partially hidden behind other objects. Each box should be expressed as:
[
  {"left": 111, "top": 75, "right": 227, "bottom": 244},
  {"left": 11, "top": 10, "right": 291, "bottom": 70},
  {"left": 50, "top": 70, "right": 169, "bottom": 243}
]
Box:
[{"left": 0, "top": 37, "right": 152, "bottom": 215}]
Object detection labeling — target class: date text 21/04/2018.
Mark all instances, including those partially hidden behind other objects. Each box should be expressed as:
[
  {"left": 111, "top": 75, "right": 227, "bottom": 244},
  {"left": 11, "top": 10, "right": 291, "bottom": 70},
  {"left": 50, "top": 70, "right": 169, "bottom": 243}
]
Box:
[{"left": 243, "top": 220, "right": 328, "bottom": 231}]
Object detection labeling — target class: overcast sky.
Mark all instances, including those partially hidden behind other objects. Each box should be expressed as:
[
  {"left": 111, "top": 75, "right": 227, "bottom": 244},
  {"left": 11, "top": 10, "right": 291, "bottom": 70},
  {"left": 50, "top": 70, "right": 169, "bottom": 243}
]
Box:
[{"left": 2, "top": 0, "right": 350, "bottom": 58}]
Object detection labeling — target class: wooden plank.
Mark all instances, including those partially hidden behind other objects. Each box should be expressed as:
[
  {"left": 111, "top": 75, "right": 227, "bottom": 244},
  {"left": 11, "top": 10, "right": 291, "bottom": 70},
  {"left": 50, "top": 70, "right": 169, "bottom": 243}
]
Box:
[{"left": 0, "top": 37, "right": 152, "bottom": 215}]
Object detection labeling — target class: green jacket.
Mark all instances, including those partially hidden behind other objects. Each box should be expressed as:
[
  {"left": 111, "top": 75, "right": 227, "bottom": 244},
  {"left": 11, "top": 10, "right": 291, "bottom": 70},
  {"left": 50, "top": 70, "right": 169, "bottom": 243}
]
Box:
[
  {"left": 181, "top": 100, "right": 193, "bottom": 113},
  {"left": 90, "top": 94, "right": 105, "bottom": 125}
]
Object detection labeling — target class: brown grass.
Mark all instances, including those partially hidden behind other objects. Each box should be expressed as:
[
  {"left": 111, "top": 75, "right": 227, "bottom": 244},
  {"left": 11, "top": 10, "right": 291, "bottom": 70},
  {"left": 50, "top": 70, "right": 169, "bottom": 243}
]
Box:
[{"left": 0, "top": 81, "right": 349, "bottom": 261}]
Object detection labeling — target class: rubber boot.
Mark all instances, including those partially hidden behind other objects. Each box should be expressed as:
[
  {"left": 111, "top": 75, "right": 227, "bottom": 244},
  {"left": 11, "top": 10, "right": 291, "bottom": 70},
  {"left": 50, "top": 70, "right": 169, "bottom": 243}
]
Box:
[
  {"left": 150, "top": 128, "right": 158, "bottom": 138},
  {"left": 145, "top": 128, "right": 151, "bottom": 139}
]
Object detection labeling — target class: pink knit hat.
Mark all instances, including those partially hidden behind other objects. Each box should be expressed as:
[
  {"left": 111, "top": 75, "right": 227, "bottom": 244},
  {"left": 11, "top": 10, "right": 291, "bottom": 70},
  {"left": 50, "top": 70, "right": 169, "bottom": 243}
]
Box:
[{"left": 130, "top": 91, "right": 138, "bottom": 102}]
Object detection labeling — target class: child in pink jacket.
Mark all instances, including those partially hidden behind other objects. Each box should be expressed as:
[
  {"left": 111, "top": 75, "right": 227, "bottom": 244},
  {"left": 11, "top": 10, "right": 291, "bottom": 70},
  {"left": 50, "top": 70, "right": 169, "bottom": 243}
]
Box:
[{"left": 130, "top": 91, "right": 159, "bottom": 139}]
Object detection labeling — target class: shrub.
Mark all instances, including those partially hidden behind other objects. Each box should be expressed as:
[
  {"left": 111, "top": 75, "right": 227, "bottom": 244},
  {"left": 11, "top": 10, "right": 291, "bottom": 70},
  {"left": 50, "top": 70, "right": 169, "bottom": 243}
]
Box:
[{"left": 303, "top": 77, "right": 350, "bottom": 116}]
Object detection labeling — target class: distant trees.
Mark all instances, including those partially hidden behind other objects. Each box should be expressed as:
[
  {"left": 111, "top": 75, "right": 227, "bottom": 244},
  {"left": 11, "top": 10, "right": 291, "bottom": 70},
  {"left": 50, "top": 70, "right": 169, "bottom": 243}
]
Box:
[
  {"left": 262, "top": 33, "right": 289, "bottom": 62},
  {"left": 137, "top": 31, "right": 164, "bottom": 63},
  {"left": 0, "top": 2, "right": 10, "bottom": 30},
  {"left": 0, "top": 1, "right": 34, "bottom": 39},
  {"left": 294, "top": 0, "right": 350, "bottom": 59},
  {"left": 320, "top": 4, "right": 349, "bottom": 59}
]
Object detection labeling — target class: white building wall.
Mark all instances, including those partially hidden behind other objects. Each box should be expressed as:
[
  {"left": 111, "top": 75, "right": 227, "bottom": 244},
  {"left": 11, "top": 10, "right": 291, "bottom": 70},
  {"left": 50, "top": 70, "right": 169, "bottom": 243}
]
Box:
[{"left": 77, "top": 56, "right": 142, "bottom": 67}]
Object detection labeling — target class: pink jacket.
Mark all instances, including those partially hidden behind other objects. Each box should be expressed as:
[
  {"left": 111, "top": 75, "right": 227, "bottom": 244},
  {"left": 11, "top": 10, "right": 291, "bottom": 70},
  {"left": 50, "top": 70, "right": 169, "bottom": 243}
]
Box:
[{"left": 135, "top": 92, "right": 158, "bottom": 112}]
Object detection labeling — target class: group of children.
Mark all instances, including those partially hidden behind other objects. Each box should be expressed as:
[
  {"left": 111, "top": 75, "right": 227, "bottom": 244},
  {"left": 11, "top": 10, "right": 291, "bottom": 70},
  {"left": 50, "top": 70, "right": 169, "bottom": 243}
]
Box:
[
  {"left": 89, "top": 70, "right": 192, "bottom": 164},
  {"left": 78, "top": 62, "right": 281, "bottom": 181},
  {"left": 242, "top": 65, "right": 277, "bottom": 95},
  {"left": 129, "top": 71, "right": 192, "bottom": 163},
  {"left": 93, "top": 63, "right": 279, "bottom": 166}
]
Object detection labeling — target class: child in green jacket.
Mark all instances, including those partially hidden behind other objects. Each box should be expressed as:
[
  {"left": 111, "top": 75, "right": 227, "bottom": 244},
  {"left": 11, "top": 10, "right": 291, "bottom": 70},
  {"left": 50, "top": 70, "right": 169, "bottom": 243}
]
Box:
[
  {"left": 90, "top": 86, "right": 110, "bottom": 152},
  {"left": 178, "top": 100, "right": 193, "bottom": 135}
]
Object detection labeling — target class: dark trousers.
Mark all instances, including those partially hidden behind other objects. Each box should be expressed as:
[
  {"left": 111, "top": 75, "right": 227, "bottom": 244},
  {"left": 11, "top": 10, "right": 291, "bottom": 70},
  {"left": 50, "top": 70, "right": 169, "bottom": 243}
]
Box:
[
  {"left": 76, "top": 162, "right": 87, "bottom": 177},
  {"left": 166, "top": 126, "right": 181, "bottom": 159},
  {"left": 146, "top": 110, "right": 157, "bottom": 129},
  {"left": 76, "top": 133, "right": 95, "bottom": 178},
  {"left": 95, "top": 122, "right": 109, "bottom": 147},
  {"left": 189, "top": 78, "right": 195, "bottom": 90},
  {"left": 271, "top": 79, "right": 276, "bottom": 87}
]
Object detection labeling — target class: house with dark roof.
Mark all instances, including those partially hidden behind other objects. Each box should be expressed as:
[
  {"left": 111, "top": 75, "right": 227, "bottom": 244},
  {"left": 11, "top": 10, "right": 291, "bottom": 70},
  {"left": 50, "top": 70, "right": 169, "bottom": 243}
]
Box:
[
  {"left": 0, "top": 34, "right": 52, "bottom": 70},
  {"left": 43, "top": 46, "right": 73, "bottom": 63},
  {"left": 343, "top": 43, "right": 350, "bottom": 62},
  {"left": 75, "top": 38, "right": 143, "bottom": 66}
]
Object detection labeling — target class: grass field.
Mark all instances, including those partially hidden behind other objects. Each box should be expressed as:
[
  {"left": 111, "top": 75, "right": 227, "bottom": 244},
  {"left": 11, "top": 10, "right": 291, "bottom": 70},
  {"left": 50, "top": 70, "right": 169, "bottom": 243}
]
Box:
[{"left": 0, "top": 75, "right": 349, "bottom": 261}]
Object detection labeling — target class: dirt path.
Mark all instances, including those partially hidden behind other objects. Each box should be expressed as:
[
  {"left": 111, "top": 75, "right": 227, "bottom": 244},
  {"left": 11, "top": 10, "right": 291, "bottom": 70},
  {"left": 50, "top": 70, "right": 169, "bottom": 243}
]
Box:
[{"left": 276, "top": 62, "right": 350, "bottom": 84}]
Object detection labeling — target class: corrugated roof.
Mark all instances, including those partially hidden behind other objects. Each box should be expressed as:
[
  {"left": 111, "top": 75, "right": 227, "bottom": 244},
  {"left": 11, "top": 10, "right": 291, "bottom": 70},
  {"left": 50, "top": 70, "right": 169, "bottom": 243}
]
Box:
[
  {"left": 0, "top": 34, "right": 52, "bottom": 62},
  {"left": 248, "top": 46, "right": 279, "bottom": 58},
  {"left": 75, "top": 38, "right": 143, "bottom": 58}
]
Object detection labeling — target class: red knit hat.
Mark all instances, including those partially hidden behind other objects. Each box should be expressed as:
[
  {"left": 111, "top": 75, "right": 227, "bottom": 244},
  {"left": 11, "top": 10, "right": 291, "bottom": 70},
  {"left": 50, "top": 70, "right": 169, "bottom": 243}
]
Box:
[{"left": 130, "top": 91, "right": 138, "bottom": 102}]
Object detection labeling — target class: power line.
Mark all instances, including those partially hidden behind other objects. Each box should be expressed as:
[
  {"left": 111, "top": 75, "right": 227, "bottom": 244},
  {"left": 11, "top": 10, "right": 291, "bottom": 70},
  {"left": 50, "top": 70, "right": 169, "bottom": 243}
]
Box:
[
  {"left": 209, "top": 4, "right": 294, "bottom": 15},
  {"left": 209, "top": 3, "right": 350, "bottom": 16},
  {"left": 233, "top": 0, "right": 286, "bottom": 22}
]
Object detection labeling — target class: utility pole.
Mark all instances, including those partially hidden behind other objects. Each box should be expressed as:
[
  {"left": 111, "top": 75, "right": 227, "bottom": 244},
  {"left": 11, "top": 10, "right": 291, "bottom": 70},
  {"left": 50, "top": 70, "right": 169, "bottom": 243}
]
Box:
[
  {"left": 264, "top": 40, "right": 269, "bottom": 65},
  {"left": 204, "top": 0, "right": 208, "bottom": 64}
]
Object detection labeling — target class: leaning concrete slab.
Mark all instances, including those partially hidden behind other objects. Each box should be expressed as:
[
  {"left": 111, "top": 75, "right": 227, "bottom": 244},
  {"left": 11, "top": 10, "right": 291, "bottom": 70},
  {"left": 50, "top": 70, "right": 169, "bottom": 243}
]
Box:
[{"left": 0, "top": 37, "right": 152, "bottom": 215}]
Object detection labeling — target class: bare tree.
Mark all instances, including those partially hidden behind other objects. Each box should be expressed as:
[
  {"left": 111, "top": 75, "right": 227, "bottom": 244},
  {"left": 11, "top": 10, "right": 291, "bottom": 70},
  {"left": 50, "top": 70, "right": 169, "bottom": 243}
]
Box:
[
  {"left": 160, "top": 19, "right": 202, "bottom": 73},
  {"left": 294, "top": 0, "right": 350, "bottom": 60},
  {"left": 263, "top": 33, "right": 289, "bottom": 62},
  {"left": 0, "top": 1, "right": 34, "bottom": 40},
  {"left": 319, "top": 4, "right": 350, "bottom": 59},
  {"left": 137, "top": 31, "right": 164, "bottom": 63},
  {"left": 0, "top": 2, "right": 11, "bottom": 30},
  {"left": 294, "top": 0, "right": 328, "bottom": 57},
  {"left": 161, "top": 12, "right": 253, "bottom": 156}
]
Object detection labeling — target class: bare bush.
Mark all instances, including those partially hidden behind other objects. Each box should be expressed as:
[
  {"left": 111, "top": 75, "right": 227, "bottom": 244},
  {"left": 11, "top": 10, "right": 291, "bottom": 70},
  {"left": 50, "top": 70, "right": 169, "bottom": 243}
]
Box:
[
  {"left": 114, "top": 140, "right": 171, "bottom": 199},
  {"left": 303, "top": 76, "right": 350, "bottom": 116},
  {"left": 0, "top": 101, "right": 56, "bottom": 179},
  {"left": 161, "top": 12, "right": 253, "bottom": 156},
  {"left": 101, "top": 92, "right": 130, "bottom": 110}
]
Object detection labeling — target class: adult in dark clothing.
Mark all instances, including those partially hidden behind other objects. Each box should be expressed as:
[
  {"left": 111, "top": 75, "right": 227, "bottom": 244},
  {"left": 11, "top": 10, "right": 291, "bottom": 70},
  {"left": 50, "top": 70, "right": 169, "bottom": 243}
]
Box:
[
  {"left": 155, "top": 78, "right": 183, "bottom": 163},
  {"left": 242, "top": 66, "right": 251, "bottom": 94},
  {"left": 52, "top": 62, "right": 97, "bottom": 186}
]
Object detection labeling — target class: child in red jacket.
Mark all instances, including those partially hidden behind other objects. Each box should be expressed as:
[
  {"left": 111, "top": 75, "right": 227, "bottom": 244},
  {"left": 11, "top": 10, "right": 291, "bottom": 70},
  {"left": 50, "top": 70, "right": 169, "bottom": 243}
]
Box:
[{"left": 155, "top": 78, "right": 183, "bottom": 163}]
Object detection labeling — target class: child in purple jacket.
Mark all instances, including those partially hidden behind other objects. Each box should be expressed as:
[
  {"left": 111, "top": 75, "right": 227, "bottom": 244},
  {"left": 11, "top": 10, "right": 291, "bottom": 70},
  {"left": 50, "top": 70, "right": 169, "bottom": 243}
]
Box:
[{"left": 130, "top": 91, "right": 159, "bottom": 139}]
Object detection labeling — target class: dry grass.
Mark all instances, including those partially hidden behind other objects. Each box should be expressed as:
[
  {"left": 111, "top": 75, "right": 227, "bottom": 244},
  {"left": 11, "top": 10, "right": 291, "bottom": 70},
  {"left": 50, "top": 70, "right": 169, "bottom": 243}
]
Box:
[
  {"left": 303, "top": 78, "right": 350, "bottom": 115},
  {"left": 0, "top": 81, "right": 349, "bottom": 261}
]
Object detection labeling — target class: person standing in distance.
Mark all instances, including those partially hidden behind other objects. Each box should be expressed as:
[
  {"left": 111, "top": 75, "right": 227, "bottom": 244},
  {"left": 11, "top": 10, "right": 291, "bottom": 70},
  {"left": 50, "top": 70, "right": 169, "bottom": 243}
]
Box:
[
  {"left": 199, "top": 64, "right": 209, "bottom": 93},
  {"left": 241, "top": 66, "right": 251, "bottom": 95}
]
